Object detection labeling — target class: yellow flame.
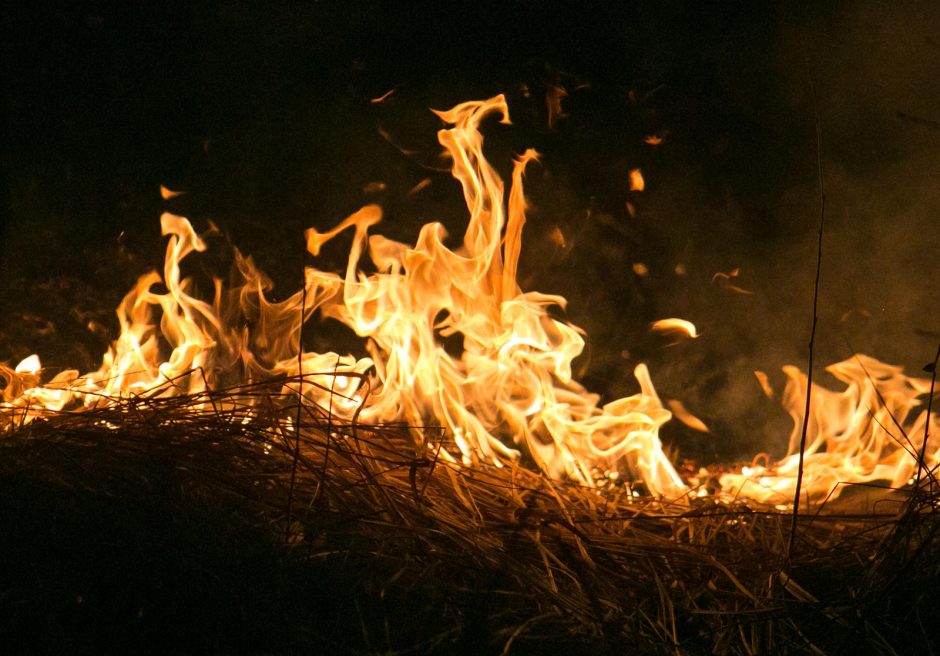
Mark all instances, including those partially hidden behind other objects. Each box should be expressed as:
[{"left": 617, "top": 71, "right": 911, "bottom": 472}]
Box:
[
  {"left": 0, "top": 95, "right": 686, "bottom": 497},
  {"left": 722, "top": 355, "right": 939, "bottom": 505},
  {"left": 2, "top": 95, "right": 935, "bottom": 508},
  {"left": 15, "top": 354, "right": 41, "bottom": 375}
]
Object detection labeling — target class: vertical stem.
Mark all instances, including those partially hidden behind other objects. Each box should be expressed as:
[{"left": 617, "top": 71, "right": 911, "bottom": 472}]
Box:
[
  {"left": 915, "top": 341, "right": 940, "bottom": 491},
  {"left": 788, "top": 58, "right": 826, "bottom": 562},
  {"left": 285, "top": 265, "right": 308, "bottom": 544}
]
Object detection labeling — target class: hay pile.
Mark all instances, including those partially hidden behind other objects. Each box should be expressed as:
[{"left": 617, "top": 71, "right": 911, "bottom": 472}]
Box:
[{"left": 2, "top": 378, "right": 938, "bottom": 654}]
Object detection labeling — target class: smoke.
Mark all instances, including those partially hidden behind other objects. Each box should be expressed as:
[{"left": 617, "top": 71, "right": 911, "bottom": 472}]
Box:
[{"left": 609, "top": 1, "right": 940, "bottom": 460}]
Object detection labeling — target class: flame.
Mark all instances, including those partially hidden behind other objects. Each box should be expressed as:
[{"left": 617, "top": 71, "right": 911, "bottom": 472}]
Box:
[
  {"left": 0, "top": 95, "right": 685, "bottom": 498},
  {"left": 722, "top": 355, "right": 940, "bottom": 505},
  {"left": 754, "top": 370, "right": 775, "bottom": 399},
  {"left": 2, "top": 95, "right": 935, "bottom": 508},
  {"left": 408, "top": 178, "right": 432, "bottom": 196},
  {"left": 15, "top": 354, "right": 41, "bottom": 375},
  {"left": 666, "top": 399, "right": 709, "bottom": 433},
  {"left": 363, "top": 181, "right": 387, "bottom": 194}
]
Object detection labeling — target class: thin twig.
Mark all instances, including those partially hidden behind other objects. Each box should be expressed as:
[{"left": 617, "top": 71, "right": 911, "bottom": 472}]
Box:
[
  {"left": 285, "top": 262, "right": 308, "bottom": 543},
  {"left": 312, "top": 356, "right": 339, "bottom": 508},
  {"left": 789, "top": 53, "right": 827, "bottom": 562},
  {"left": 915, "top": 341, "right": 940, "bottom": 491}
]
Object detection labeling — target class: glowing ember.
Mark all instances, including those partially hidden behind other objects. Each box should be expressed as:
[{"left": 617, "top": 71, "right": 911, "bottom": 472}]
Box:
[
  {"left": 159, "top": 184, "right": 185, "bottom": 200},
  {"left": 711, "top": 267, "right": 753, "bottom": 295},
  {"left": 629, "top": 168, "right": 645, "bottom": 192},
  {"left": 650, "top": 318, "right": 699, "bottom": 341}
]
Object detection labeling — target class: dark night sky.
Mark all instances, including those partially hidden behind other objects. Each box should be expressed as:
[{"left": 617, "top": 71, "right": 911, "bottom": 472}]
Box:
[{"left": 2, "top": 1, "right": 939, "bottom": 460}]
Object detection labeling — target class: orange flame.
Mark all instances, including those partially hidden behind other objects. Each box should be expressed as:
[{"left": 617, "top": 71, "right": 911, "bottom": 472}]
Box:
[
  {"left": 722, "top": 356, "right": 939, "bottom": 506},
  {"left": 2, "top": 96, "right": 935, "bottom": 508},
  {"left": 0, "top": 96, "right": 686, "bottom": 498}
]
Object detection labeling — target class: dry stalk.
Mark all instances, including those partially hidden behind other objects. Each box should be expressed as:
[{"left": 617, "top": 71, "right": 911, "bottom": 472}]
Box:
[{"left": 2, "top": 378, "right": 938, "bottom": 653}]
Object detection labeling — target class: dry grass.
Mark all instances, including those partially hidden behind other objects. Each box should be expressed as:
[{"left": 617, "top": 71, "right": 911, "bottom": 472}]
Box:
[{"left": 2, "top": 376, "right": 939, "bottom": 654}]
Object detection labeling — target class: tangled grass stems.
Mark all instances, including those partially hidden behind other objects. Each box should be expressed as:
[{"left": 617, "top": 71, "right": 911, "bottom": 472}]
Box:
[{"left": 1, "top": 375, "right": 939, "bottom": 654}]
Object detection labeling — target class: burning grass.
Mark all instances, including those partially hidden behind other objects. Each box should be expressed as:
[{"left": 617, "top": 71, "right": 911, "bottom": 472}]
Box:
[{"left": 2, "top": 376, "right": 938, "bottom": 654}]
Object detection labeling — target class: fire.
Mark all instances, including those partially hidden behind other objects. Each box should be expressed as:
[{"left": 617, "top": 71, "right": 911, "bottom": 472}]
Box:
[
  {"left": 0, "top": 95, "right": 685, "bottom": 497},
  {"left": 14, "top": 354, "right": 41, "bottom": 375},
  {"left": 722, "top": 355, "right": 939, "bottom": 506},
  {"left": 650, "top": 318, "right": 699, "bottom": 341},
  {"left": 1, "top": 95, "right": 936, "bottom": 507}
]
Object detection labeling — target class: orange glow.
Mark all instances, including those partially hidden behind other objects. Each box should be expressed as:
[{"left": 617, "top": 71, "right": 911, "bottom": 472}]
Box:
[
  {"left": 650, "top": 318, "right": 698, "bottom": 340},
  {"left": 370, "top": 87, "right": 397, "bottom": 104},
  {"left": 548, "top": 226, "right": 567, "bottom": 248},
  {"left": 666, "top": 399, "right": 709, "bottom": 433},
  {"left": 160, "top": 184, "right": 185, "bottom": 199},
  {"left": 644, "top": 135, "right": 664, "bottom": 146},
  {"left": 712, "top": 267, "right": 753, "bottom": 295},
  {"left": 408, "top": 178, "right": 432, "bottom": 196},
  {"left": 629, "top": 168, "right": 645, "bottom": 192}
]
